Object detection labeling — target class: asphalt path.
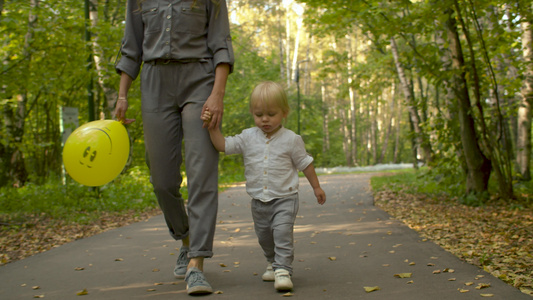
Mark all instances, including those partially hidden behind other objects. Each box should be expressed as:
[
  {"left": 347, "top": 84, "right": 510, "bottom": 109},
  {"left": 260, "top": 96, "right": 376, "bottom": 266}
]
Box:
[{"left": 0, "top": 173, "right": 529, "bottom": 299}]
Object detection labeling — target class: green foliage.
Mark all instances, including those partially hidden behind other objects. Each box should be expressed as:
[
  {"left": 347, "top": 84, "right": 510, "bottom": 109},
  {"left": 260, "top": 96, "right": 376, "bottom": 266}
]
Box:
[
  {"left": 371, "top": 168, "right": 466, "bottom": 198},
  {"left": 0, "top": 165, "right": 157, "bottom": 224}
]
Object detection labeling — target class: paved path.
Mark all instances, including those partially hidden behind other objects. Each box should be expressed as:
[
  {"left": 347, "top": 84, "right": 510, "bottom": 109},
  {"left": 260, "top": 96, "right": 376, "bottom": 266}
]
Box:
[{"left": 0, "top": 173, "right": 529, "bottom": 299}]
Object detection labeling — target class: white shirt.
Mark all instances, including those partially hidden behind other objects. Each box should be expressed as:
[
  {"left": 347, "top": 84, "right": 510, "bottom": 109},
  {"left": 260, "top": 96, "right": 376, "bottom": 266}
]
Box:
[{"left": 225, "top": 127, "right": 313, "bottom": 202}]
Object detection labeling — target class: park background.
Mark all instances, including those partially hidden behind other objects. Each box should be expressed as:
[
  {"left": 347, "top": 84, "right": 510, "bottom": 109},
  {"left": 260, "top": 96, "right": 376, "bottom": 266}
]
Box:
[{"left": 0, "top": 0, "right": 532, "bottom": 296}]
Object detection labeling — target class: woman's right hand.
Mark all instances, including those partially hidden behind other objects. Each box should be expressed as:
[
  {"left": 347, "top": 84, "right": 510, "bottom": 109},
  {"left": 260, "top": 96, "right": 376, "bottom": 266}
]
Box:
[{"left": 114, "top": 98, "right": 135, "bottom": 124}]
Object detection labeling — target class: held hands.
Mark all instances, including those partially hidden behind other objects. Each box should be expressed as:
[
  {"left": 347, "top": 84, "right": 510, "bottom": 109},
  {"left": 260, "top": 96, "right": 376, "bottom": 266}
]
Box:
[{"left": 201, "top": 107, "right": 214, "bottom": 129}]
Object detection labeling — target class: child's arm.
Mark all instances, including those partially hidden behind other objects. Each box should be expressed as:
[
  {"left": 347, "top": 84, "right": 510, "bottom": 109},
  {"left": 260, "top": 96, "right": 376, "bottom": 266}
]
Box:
[
  {"left": 201, "top": 109, "right": 226, "bottom": 152},
  {"left": 302, "top": 163, "right": 326, "bottom": 205}
]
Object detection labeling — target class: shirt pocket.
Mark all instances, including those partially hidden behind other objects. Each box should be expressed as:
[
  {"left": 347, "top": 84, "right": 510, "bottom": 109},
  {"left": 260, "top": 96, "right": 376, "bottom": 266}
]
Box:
[
  {"left": 141, "top": 2, "right": 161, "bottom": 34},
  {"left": 177, "top": 0, "right": 207, "bottom": 35}
]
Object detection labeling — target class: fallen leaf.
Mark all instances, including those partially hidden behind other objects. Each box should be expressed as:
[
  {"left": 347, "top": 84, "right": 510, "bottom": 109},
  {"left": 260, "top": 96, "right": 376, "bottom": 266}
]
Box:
[
  {"left": 146, "top": 289, "right": 156, "bottom": 292},
  {"left": 219, "top": 263, "right": 227, "bottom": 267},
  {"left": 465, "top": 282, "right": 474, "bottom": 286},
  {"left": 448, "top": 278, "right": 456, "bottom": 281},
  {"left": 328, "top": 257, "right": 337, "bottom": 261},
  {"left": 433, "top": 270, "right": 441, "bottom": 274},
  {"left": 32, "top": 286, "right": 40, "bottom": 290},
  {"left": 74, "top": 267, "right": 85, "bottom": 271},
  {"left": 407, "top": 280, "right": 414, "bottom": 284},
  {"left": 234, "top": 228, "right": 240, "bottom": 233},
  {"left": 409, "top": 262, "right": 416, "bottom": 266},
  {"left": 215, "top": 291, "right": 223, "bottom": 294},
  {"left": 476, "top": 283, "right": 491, "bottom": 290},
  {"left": 152, "top": 268, "right": 160, "bottom": 272},
  {"left": 33, "top": 295, "right": 44, "bottom": 298},
  {"left": 364, "top": 286, "right": 380, "bottom": 293},
  {"left": 394, "top": 273, "right": 412, "bottom": 278},
  {"left": 480, "top": 294, "right": 494, "bottom": 297},
  {"left": 458, "top": 288, "right": 469, "bottom": 293},
  {"left": 76, "top": 289, "right": 88, "bottom": 296},
  {"left": 115, "top": 258, "right": 123, "bottom": 261},
  {"left": 154, "top": 283, "right": 163, "bottom": 286},
  {"left": 282, "top": 292, "right": 294, "bottom": 297}
]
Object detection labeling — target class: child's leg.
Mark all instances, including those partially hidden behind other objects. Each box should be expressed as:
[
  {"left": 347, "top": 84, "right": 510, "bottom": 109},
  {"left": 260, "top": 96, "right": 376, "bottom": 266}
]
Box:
[
  {"left": 270, "top": 194, "right": 299, "bottom": 275},
  {"left": 251, "top": 199, "right": 275, "bottom": 263}
]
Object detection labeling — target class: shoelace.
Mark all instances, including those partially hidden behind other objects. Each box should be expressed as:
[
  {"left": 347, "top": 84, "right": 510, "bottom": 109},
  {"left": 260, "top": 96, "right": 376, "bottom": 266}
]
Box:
[
  {"left": 177, "top": 249, "right": 188, "bottom": 265},
  {"left": 187, "top": 270, "right": 207, "bottom": 285}
]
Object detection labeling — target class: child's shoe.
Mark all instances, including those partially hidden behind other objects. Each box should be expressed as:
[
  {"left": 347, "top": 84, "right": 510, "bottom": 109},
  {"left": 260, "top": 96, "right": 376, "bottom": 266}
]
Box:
[
  {"left": 262, "top": 263, "right": 275, "bottom": 281},
  {"left": 274, "top": 269, "right": 293, "bottom": 291}
]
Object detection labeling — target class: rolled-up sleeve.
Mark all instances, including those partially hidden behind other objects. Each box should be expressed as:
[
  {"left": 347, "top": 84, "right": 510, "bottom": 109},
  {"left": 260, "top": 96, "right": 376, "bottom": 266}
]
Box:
[
  {"left": 207, "top": 0, "right": 235, "bottom": 73},
  {"left": 115, "top": 0, "right": 144, "bottom": 80},
  {"left": 291, "top": 135, "right": 313, "bottom": 171}
]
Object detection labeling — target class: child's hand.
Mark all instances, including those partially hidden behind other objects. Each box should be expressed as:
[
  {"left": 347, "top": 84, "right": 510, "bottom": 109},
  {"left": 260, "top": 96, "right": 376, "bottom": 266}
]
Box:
[
  {"left": 314, "top": 187, "right": 326, "bottom": 205},
  {"left": 201, "top": 108, "right": 213, "bottom": 128}
]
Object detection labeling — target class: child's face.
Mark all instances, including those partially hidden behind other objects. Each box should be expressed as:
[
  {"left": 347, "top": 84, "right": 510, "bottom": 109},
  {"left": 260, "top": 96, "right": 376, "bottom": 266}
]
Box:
[{"left": 251, "top": 103, "right": 287, "bottom": 138}]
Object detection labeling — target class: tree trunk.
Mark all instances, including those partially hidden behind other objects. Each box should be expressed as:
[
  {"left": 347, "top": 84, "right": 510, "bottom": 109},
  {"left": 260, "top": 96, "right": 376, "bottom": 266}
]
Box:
[
  {"left": 347, "top": 33, "right": 357, "bottom": 166},
  {"left": 290, "top": 16, "right": 302, "bottom": 83},
  {"left": 379, "top": 84, "right": 395, "bottom": 164},
  {"left": 390, "top": 37, "right": 433, "bottom": 164},
  {"left": 444, "top": 7, "right": 491, "bottom": 194},
  {"left": 1, "top": 0, "right": 38, "bottom": 187},
  {"left": 89, "top": 0, "right": 119, "bottom": 118},
  {"left": 371, "top": 99, "right": 378, "bottom": 164},
  {"left": 517, "top": 2, "right": 533, "bottom": 181},
  {"left": 285, "top": 2, "right": 290, "bottom": 87},
  {"left": 393, "top": 85, "right": 402, "bottom": 164},
  {"left": 321, "top": 84, "right": 330, "bottom": 160}
]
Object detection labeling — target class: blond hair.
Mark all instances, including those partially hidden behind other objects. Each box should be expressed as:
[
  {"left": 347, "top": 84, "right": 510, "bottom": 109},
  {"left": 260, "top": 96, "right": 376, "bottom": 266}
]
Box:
[{"left": 249, "top": 81, "right": 290, "bottom": 115}]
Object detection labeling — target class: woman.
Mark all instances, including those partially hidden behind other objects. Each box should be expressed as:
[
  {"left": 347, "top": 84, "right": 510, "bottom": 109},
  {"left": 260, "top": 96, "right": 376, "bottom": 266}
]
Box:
[{"left": 114, "top": 0, "right": 234, "bottom": 295}]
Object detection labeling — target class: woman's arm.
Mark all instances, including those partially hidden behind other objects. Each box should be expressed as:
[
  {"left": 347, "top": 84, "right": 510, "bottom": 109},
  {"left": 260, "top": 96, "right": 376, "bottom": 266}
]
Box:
[
  {"left": 202, "top": 63, "right": 230, "bottom": 130},
  {"left": 114, "top": 72, "right": 135, "bottom": 124}
]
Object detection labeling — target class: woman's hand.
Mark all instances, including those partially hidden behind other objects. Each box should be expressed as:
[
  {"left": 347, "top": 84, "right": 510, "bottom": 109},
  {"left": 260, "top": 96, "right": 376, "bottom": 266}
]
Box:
[{"left": 114, "top": 98, "right": 135, "bottom": 125}]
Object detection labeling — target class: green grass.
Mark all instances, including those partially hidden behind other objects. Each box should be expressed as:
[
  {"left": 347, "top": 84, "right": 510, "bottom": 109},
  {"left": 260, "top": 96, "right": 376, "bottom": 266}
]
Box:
[
  {"left": 0, "top": 165, "right": 158, "bottom": 224},
  {"left": 0, "top": 162, "right": 247, "bottom": 225},
  {"left": 371, "top": 168, "right": 533, "bottom": 208}
]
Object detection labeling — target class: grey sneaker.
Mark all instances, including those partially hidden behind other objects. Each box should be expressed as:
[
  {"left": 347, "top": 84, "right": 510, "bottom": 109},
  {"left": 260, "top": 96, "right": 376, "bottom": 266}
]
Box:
[
  {"left": 185, "top": 267, "right": 213, "bottom": 295},
  {"left": 173, "top": 247, "right": 189, "bottom": 279},
  {"left": 262, "top": 263, "right": 275, "bottom": 281},
  {"left": 274, "top": 269, "right": 293, "bottom": 291}
]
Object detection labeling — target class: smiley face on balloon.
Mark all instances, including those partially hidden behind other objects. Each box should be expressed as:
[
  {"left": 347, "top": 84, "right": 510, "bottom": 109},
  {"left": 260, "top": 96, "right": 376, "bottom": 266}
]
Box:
[{"left": 63, "top": 120, "right": 130, "bottom": 186}]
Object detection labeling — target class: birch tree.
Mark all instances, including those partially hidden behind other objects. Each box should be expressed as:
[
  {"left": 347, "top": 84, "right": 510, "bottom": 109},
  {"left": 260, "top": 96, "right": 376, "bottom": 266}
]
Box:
[{"left": 516, "top": 1, "right": 533, "bottom": 181}]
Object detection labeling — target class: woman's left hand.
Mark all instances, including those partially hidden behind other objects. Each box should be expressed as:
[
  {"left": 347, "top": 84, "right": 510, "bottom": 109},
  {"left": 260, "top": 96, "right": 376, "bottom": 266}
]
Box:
[{"left": 202, "top": 92, "right": 224, "bottom": 129}]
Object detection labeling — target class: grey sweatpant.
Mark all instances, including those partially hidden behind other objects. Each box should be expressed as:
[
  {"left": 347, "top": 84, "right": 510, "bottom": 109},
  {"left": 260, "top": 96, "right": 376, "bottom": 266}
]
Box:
[
  {"left": 140, "top": 59, "right": 219, "bottom": 259},
  {"left": 251, "top": 194, "right": 299, "bottom": 275}
]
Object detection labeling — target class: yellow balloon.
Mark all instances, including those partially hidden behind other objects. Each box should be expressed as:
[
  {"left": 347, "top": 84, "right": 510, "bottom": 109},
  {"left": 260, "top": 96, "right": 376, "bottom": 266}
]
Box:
[{"left": 63, "top": 120, "right": 130, "bottom": 186}]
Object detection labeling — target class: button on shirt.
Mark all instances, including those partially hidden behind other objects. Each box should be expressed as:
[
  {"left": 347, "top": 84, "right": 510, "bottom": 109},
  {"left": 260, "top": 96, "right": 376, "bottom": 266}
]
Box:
[
  {"left": 225, "top": 127, "right": 314, "bottom": 202},
  {"left": 116, "top": 0, "right": 235, "bottom": 79}
]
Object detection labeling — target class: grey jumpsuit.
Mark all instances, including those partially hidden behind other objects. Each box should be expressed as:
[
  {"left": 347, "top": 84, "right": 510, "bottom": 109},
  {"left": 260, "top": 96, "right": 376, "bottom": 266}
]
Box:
[{"left": 115, "top": 0, "right": 234, "bottom": 259}]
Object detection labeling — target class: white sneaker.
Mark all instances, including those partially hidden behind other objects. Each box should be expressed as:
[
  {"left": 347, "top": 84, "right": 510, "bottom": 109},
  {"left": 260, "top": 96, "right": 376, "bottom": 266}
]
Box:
[
  {"left": 262, "top": 263, "right": 275, "bottom": 281},
  {"left": 274, "top": 269, "right": 293, "bottom": 291}
]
